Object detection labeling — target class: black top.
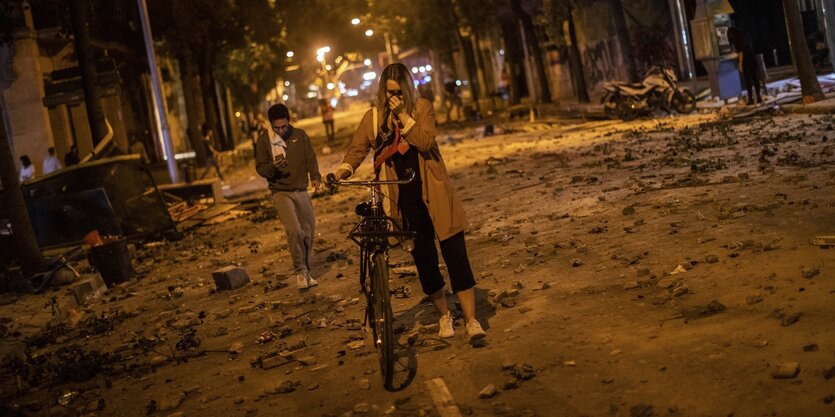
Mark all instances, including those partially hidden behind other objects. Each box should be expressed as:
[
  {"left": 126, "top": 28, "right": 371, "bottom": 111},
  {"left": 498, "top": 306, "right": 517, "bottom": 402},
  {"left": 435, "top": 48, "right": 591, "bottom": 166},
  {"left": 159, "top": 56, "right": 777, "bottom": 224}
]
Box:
[
  {"left": 64, "top": 151, "right": 79, "bottom": 166},
  {"left": 728, "top": 27, "right": 756, "bottom": 66},
  {"left": 376, "top": 124, "right": 422, "bottom": 202}
]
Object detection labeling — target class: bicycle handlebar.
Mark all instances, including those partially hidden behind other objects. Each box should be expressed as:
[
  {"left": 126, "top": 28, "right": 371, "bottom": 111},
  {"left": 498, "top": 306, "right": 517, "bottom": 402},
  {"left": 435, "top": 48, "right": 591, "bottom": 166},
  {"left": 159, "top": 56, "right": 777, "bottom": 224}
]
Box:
[{"left": 327, "top": 170, "right": 415, "bottom": 189}]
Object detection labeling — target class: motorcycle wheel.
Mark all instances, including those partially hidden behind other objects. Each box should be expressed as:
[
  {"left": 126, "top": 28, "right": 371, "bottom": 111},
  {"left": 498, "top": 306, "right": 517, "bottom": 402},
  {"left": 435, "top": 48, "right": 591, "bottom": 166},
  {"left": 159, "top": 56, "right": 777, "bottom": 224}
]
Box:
[
  {"left": 616, "top": 96, "right": 640, "bottom": 121},
  {"left": 673, "top": 90, "right": 696, "bottom": 114}
]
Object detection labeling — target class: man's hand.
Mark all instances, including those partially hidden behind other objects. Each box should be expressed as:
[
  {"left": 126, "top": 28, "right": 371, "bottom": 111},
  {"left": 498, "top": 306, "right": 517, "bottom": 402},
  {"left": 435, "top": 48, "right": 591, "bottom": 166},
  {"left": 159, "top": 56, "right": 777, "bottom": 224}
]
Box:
[{"left": 273, "top": 155, "right": 287, "bottom": 168}]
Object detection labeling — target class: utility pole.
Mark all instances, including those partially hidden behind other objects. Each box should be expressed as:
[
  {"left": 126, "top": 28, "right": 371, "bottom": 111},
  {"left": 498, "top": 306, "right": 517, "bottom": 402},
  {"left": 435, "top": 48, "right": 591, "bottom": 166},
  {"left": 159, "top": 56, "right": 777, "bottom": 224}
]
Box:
[
  {"left": 137, "top": 0, "right": 178, "bottom": 182},
  {"left": 69, "top": 0, "right": 108, "bottom": 146}
]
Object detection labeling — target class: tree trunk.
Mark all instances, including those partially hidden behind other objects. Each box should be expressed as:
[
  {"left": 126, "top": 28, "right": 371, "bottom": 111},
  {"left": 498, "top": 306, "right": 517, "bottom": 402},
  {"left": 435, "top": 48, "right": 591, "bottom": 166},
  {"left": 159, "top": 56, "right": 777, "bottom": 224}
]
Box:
[
  {"left": 448, "top": 0, "right": 481, "bottom": 114},
  {"left": 69, "top": 0, "right": 108, "bottom": 146},
  {"left": 511, "top": 0, "right": 552, "bottom": 103},
  {"left": 497, "top": 3, "right": 528, "bottom": 105},
  {"left": 783, "top": 0, "right": 825, "bottom": 101},
  {"left": 178, "top": 53, "right": 207, "bottom": 165},
  {"left": 609, "top": 0, "right": 639, "bottom": 82},
  {"left": 198, "top": 50, "right": 226, "bottom": 150},
  {"left": 0, "top": 98, "right": 42, "bottom": 277},
  {"left": 567, "top": 1, "right": 590, "bottom": 103}
]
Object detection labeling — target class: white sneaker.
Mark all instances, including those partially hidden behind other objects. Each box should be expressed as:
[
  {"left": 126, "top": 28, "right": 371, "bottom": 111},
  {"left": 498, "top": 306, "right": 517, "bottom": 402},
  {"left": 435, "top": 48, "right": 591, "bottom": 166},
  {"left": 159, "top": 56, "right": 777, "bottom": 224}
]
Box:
[
  {"left": 438, "top": 312, "right": 455, "bottom": 338},
  {"left": 306, "top": 275, "right": 319, "bottom": 288},
  {"left": 296, "top": 274, "right": 309, "bottom": 289},
  {"left": 466, "top": 319, "right": 486, "bottom": 341}
]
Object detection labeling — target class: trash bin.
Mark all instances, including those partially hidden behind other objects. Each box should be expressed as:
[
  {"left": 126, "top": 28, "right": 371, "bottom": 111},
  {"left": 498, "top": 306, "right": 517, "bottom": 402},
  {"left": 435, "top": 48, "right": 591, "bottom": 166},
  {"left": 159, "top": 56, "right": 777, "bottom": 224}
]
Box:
[{"left": 88, "top": 238, "right": 135, "bottom": 287}]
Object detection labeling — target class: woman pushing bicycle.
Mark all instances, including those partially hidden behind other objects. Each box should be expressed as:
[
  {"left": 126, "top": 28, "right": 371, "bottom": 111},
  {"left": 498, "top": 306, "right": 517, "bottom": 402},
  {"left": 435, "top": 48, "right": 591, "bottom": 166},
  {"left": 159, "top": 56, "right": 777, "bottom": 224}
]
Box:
[{"left": 330, "top": 63, "right": 486, "bottom": 342}]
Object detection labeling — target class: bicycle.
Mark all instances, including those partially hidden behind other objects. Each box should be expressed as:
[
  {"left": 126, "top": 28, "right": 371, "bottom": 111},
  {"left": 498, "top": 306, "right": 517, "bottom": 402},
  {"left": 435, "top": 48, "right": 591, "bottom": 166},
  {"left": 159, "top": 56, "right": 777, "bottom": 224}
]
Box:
[{"left": 326, "top": 171, "right": 416, "bottom": 389}]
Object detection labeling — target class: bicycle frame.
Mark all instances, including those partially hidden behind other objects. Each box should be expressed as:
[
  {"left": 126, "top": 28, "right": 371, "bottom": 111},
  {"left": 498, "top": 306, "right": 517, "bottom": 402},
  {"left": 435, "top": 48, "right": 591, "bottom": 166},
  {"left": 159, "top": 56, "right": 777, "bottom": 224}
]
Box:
[{"left": 328, "top": 172, "right": 415, "bottom": 388}]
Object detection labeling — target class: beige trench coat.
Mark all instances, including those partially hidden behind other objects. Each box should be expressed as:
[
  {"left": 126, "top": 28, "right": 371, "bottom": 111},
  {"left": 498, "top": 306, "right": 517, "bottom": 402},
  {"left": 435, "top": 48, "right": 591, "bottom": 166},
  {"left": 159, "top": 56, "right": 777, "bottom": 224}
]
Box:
[{"left": 338, "top": 98, "right": 467, "bottom": 241}]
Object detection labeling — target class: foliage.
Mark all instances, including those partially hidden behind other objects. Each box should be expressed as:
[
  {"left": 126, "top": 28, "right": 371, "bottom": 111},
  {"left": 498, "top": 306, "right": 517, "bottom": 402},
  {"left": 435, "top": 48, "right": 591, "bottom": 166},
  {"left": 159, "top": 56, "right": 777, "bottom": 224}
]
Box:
[{"left": 146, "top": 0, "right": 285, "bottom": 110}]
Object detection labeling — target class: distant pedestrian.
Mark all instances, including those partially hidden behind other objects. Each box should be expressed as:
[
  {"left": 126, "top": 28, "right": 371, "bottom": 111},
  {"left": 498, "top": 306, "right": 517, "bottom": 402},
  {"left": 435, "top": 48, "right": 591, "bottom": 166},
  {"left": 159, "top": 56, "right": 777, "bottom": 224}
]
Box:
[
  {"left": 42, "top": 147, "right": 62, "bottom": 175},
  {"left": 443, "top": 80, "right": 463, "bottom": 122},
  {"left": 498, "top": 68, "right": 510, "bottom": 103},
  {"left": 255, "top": 103, "right": 322, "bottom": 289},
  {"left": 64, "top": 145, "right": 80, "bottom": 167},
  {"left": 728, "top": 27, "right": 765, "bottom": 105},
  {"left": 19, "top": 155, "right": 34, "bottom": 183},
  {"left": 200, "top": 123, "right": 224, "bottom": 181},
  {"left": 321, "top": 100, "right": 335, "bottom": 144}
]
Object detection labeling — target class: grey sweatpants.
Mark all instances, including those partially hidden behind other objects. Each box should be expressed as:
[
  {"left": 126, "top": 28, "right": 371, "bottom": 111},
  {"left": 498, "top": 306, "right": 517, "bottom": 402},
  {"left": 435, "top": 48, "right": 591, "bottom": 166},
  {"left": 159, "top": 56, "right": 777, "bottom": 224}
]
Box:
[{"left": 271, "top": 191, "right": 315, "bottom": 276}]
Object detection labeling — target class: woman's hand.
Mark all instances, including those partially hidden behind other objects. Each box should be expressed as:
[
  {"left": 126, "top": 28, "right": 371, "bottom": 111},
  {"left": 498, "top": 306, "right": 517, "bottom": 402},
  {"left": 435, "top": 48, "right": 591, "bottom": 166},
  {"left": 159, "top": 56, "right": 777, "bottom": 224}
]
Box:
[{"left": 388, "top": 95, "right": 405, "bottom": 119}]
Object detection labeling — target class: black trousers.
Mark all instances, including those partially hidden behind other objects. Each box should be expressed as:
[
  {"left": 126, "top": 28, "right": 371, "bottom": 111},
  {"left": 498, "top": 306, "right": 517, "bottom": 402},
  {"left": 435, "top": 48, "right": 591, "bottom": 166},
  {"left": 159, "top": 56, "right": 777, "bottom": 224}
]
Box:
[
  {"left": 742, "top": 62, "right": 763, "bottom": 103},
  {"left": 399, "top": 189, "right": 476, "bottom": 295},
  {"left": 323, "top": 121, "right": 335, "bottom": 143}
]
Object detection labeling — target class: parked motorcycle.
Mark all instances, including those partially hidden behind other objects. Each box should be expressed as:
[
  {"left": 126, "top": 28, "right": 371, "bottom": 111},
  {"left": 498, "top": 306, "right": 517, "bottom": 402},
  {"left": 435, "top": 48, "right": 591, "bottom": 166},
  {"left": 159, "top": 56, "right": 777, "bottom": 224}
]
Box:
[{"left": 602, "top": 67, "right": 696, "bottom": 121}]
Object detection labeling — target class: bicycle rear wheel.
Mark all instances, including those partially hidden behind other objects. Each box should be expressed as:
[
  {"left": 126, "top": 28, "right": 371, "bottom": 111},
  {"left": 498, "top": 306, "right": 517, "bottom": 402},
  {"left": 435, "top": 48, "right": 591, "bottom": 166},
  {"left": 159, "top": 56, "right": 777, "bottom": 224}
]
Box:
[{"left": 370, "top": 252, "right": 395, "bottom": 388}]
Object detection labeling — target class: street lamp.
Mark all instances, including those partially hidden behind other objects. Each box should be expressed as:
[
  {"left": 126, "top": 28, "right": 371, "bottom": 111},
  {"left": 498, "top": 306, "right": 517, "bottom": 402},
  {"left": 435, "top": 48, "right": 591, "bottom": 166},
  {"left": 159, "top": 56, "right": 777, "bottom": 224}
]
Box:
[
  {"left": 363, "top": 58, "right": 372, "bottom": 66},
  {"left": 286, "top": 51, "right": 294, "bottom": 58},
  {"left": 351, "top": 17, "right": 360, "bottom": 25},
  {"left": 365, "top": 29, "right": 374, "bottom": 37}
]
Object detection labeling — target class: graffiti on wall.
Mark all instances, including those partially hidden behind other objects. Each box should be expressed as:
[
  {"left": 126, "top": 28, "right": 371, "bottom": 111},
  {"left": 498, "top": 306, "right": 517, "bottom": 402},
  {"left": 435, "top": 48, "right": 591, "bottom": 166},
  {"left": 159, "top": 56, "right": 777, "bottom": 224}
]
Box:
[{"left": 580, "top": 36, "right": 624, "bottom": 93}]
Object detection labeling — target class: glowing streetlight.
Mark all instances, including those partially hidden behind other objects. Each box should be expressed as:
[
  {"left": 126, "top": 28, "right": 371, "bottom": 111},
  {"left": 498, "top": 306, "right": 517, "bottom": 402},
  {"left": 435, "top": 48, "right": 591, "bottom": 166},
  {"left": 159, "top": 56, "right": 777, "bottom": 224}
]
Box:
[
  {"left": 286, "top": 51, "right": 294, "bottom": 58},
  {"left": 325, "top": 64, "right": 332, "bottom": 71},
  {"left": 351, "top": 18, "right": 360, "bottom": 25},
  {"left": 316, "top": 46, "right": 331, "bottom": 55},
  {"left": 363, "top": 71, "right": 377, "bottom": 81},
  {"left": 284, "top": 80, "right": 290, "bottom": 86},
  {"left": 326, "top": 82, "right": 335, "bottom": 90},
  {"left": 411, "top": 67, "right": 418, "bottom": 74},
  {"left": 363, "top": 58, "right": 372, "bottom": 66},
  {"left": 426, "top": 64, "right": 433, "bottom": 71},
  {"left": 419, "top": 66, "right": 426, "bottom": 72},
  {"left": 365, "top": 29, "right": 374, "bottom": 37}
]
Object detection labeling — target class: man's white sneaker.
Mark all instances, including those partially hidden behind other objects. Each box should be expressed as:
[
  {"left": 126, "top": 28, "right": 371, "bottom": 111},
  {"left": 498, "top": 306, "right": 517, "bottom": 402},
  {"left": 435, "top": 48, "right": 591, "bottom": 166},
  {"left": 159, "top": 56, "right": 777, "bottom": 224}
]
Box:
[
  {"left": 438, "top": 312, "right": 455, "bottom": 338},
  {"left": 307, "top": 275, "right": 319, "bottom": 288},
  {"left": 466, "top": 319, "right": 486, "bottom": 341},
  {"left": 296, "top": 274, "right": 309, "bottom": 289}
]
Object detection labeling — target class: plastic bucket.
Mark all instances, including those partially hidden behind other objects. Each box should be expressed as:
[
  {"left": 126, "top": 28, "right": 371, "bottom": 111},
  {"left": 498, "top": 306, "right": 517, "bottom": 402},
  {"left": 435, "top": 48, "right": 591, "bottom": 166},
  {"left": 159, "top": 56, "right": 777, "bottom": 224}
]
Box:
[{"left": 88, "top": 239, "right": 135, "bottom": 287}]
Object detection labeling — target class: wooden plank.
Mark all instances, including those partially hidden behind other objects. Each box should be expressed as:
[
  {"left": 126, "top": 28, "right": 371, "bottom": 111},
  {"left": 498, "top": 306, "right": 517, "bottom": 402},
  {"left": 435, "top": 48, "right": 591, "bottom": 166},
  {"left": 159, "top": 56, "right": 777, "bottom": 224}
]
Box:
[
  {"left": 425, "top": 378, "right": 463, "bottom": 417},
  {"left": 189, "top": 203, "right": 239, "bottom": 221},
  {"left": 811, "top": 235, "right": 835, "bottom": 246}
]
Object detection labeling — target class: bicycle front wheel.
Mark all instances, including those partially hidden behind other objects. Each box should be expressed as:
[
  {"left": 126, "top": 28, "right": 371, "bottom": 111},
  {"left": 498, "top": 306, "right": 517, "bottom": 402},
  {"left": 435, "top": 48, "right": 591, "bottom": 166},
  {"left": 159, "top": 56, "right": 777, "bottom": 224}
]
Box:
[{"left": 370, "top": 252, "right": 395, "bottom": 388}]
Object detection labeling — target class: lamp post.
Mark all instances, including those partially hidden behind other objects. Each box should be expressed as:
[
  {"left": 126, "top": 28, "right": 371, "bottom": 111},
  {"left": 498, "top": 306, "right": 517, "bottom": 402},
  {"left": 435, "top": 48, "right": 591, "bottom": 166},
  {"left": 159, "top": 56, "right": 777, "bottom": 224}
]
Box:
[{"left": 356, "top": 18, "right": 397, "bottom": 64}]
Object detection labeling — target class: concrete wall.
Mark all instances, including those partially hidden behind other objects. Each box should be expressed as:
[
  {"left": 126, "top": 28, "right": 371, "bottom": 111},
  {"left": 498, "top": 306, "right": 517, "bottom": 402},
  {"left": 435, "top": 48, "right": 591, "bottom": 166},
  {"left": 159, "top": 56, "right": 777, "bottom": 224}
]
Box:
[{"left": 1, "top": 27, "right": 55, "bottom": 178}]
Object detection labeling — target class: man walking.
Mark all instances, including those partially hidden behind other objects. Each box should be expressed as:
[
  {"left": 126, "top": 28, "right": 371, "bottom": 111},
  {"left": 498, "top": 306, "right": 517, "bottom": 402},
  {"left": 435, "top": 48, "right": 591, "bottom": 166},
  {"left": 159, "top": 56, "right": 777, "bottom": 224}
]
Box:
[
  {"left": 43, "top": 147, "right": 62, "bottom": 175},
  {"left": 255, "top": 104, "right": 322, "bottom": 289},
  {"left": 200, "top": 123, "right": 224, "bottom": 181}
]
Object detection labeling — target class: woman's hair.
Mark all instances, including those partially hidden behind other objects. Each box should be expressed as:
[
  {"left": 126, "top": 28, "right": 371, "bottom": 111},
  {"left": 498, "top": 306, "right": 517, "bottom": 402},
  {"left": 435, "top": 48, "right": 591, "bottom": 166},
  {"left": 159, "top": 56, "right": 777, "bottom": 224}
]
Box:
[
  {"left": 20, "top": 155, "right": 31, "bottom": 167},
  {"left": 377, "top": 63, "right": 417, "bottom": 117}
]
